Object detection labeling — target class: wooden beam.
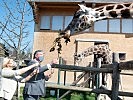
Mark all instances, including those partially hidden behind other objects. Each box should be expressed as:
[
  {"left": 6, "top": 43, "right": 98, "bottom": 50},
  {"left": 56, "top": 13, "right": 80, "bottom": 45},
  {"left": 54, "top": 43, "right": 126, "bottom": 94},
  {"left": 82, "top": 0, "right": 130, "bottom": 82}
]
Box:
[
  {"left": 46, "top": 83, "right": 92, "bottom": 91},
  {"left": 119, "top": 60, "right": 133, "bottom": 70},
  {"left": 53, "top": 60, "right": 133, "bottom": 73},
  {"left": 46, "top": 83, "right": 133, "bottom": 97},
  {"left": 53, "top": 64, "right": 113, "bottom": 73},
  {"left": 102, "top": 60, "right": 133, "bottom": 70}
]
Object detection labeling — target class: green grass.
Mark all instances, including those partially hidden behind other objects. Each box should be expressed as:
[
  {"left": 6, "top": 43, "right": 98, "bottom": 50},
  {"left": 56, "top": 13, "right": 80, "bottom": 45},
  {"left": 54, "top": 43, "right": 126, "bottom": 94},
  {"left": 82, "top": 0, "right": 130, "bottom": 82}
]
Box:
[{"left": 19, "top": 87, "right": 95, "bottom": 100}]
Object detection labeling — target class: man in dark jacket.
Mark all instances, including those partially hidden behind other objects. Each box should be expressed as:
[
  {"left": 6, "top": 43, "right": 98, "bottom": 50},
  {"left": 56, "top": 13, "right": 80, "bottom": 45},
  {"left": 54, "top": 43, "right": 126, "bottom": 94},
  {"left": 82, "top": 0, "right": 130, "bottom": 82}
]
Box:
[{"left": 23, "top": 50, "right": 58, "bottom": 100}]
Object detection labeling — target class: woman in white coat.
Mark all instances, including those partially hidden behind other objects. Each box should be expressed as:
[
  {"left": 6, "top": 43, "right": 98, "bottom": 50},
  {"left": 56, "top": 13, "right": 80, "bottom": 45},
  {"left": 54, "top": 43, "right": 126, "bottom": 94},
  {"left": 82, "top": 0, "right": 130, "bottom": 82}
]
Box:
[{"left": 0, "top": 58, "right": 39, "bottom": 100}]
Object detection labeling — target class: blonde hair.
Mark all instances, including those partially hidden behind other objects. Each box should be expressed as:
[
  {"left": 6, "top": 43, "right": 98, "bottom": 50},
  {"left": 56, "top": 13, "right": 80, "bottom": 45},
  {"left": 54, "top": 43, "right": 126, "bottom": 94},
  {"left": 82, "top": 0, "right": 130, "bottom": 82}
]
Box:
[{"left": 2, "top": 58, "right": 10, "bottom": 68}]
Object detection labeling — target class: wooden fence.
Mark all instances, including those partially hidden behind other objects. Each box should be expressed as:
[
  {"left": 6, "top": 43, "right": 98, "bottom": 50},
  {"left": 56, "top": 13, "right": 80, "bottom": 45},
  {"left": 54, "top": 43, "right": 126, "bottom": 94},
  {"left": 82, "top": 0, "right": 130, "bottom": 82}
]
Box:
[
  {"left": 48, "top": 53, "right": 133, "bottom": 100},
  {"left": 1, "top": 54, "right": 133, "bottom": 100}
]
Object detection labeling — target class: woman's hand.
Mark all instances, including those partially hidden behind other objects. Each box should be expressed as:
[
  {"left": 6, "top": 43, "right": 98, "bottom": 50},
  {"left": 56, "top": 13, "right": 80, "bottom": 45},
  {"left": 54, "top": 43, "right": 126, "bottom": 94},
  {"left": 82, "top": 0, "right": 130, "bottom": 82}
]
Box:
[
  {"left": 34, "top": 62, "right": 39, "bottom": 66},
  {"left": 30, "top": 68, "right": 38, "bottom": 76},
  {"left": 51, "top": 68, "right": 54, "bottom": 74},
  {"left": 50, "top": 59, "right": 59, "bottom": 68},
  {"left": 44, "top": 68, "right": 54, "bottom": 78}
]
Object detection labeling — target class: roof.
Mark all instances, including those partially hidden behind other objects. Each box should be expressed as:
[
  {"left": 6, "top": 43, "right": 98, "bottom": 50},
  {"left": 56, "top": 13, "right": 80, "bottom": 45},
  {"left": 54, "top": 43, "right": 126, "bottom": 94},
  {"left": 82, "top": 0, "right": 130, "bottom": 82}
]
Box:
[
  {"left": 27, "top": 0, "right": 133, "bottom": 3},
  {"left": 27, "top": 0, "right": 133, "bottom": 23}
]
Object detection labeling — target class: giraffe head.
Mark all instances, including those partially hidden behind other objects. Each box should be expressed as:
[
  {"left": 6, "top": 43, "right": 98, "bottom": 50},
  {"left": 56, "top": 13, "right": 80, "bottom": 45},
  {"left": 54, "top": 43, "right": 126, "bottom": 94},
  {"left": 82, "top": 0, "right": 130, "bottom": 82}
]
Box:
[
  {"left": 50, "top": 3, "right": 100, "bottom": 52},
  {"left": 60, "top": 3, "right": 101, "bottom": 43},
  {"left": 71, "top": 4, "right": 97, "bottom": 31}
]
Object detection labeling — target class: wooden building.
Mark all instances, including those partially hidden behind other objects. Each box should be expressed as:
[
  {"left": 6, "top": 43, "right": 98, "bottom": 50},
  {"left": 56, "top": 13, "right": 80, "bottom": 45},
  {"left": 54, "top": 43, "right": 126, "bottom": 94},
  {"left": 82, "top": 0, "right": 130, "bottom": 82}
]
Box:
[{"left": 28, "top": 0, "right": 133, "bottom": 99}]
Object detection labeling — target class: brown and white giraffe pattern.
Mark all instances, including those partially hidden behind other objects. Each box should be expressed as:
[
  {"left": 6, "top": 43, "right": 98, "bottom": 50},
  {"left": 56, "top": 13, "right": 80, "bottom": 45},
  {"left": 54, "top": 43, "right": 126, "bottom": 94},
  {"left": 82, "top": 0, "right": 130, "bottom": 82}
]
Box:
[
  {"left": 74, "top": 44, "right": 112, "bottom": 64},
  {"left": 60, "top": 2, "right": 133, "bottom": 38},
  {"left": 95, "top": 2, "right": 133, "bottom": 19},
  {"left": 79, "top": 2, "right": 133, "bottom": 30},
  {"left": 50, "top": 2, "right": 133, "bottom": 54},
  {"left": 72, "top": 3, "right": 133, "bottom": 64}
]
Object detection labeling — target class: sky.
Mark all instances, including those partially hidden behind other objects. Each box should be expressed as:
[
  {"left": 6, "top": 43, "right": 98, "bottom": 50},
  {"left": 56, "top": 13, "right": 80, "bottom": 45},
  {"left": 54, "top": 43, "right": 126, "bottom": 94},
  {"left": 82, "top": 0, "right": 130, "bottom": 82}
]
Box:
[{"left": 0, "top": 0, "right": 34, "bottom": 52}]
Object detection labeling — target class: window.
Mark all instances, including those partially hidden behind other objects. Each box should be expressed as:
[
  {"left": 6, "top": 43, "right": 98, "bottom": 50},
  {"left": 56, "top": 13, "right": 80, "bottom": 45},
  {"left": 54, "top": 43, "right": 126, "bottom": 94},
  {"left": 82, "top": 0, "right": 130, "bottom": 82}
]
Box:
[
  {"left": 122, "top": 19, "right": 133, "bottom": 33},
  {"left": 52, "top": 16, "right": 63, "bottom": 30},
  {"left": 109, "top": 19, "right": 120, "bottom": 33},
  {"left": 64, "top": 16, "right": 73, "bottom": 29},
  {"left": 94, "top": 20, "right": 107, "bottom": 32},
  {"left": 119, "top": 53, "right": 126, "bottom": 60},
  {"left": 40, "top": 15, "right": 74, "bottom": 31},
  {"left": 40, "top": 16, "right": 50, "bottom": 30},
  {"left": 40, "top": 15, "right": 133, "bottom": 34}
]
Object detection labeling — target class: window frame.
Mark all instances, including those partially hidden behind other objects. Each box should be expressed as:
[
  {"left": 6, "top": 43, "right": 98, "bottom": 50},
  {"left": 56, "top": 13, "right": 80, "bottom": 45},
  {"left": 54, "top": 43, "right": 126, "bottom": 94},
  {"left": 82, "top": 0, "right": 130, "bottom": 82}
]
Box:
[
  {"left": 40, "top": 15, "right": 133, "bottom": 34},
  {"left": 40, "top": 16, "right": 51, "bottom": 30}
]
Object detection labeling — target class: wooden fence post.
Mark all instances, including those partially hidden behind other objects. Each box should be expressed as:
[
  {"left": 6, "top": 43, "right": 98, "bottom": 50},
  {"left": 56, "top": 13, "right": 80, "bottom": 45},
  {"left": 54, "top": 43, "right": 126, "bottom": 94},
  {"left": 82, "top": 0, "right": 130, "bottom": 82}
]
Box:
[{"left": 111, "top": 53, "right": 120, "bottom": 100}]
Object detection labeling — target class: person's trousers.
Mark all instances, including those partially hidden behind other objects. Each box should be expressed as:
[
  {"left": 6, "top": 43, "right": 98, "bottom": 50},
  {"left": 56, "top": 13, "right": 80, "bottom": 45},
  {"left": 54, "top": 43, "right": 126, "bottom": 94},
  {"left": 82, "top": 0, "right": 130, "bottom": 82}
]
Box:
[{"left": 23, "top": 94, "right": 40, "bottom": 100}]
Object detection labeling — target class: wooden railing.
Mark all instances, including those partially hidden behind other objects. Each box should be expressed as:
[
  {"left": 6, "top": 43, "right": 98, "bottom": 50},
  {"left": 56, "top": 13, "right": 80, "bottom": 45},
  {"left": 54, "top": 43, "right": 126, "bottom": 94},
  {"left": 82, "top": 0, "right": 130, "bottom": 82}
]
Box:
[{"left": 49, "top": 53, "right": 133, "bottom": 100}]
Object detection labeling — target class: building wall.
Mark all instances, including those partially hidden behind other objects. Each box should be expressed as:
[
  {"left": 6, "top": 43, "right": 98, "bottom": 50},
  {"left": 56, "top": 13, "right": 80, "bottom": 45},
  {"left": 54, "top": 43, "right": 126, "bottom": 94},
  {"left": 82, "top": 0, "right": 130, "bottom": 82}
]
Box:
[
  {"left": 32, "top": 2, "right": 133, "bottom": 99},
  {"left": 33, "top": 31, "right": 133, "bottom": 81}
]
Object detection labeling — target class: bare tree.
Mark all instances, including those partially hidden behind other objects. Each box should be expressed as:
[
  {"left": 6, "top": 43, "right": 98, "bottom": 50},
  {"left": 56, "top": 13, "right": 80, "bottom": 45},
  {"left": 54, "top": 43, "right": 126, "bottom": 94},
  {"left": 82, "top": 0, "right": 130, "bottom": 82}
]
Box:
[{"left": 0, "top": 0, "right": 33, "bottom": 62}]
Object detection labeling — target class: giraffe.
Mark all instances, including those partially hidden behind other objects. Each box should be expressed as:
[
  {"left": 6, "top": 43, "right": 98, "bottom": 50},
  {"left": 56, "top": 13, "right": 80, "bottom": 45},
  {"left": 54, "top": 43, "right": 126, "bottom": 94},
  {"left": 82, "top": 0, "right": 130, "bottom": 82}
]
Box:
[
  {"left": 74, "top": 43, "right": 112, "bottom": 64},
  {"left": 61, "top": 2, "right": 133, "bottom": 41},
  {"left": 50, "top": 2, "right": 133, "bottom": 53}
]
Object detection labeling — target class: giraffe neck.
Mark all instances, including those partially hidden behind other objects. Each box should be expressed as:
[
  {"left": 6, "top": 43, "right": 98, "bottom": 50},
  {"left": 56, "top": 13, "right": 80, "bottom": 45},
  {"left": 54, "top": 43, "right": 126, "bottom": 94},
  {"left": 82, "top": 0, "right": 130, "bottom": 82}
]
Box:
[
  {"left": 57, "top": 2, "right": 133, "bottom": 45},
  {"left": 94, "top": 2, "right": 133, "bottom": 19},
  {"left": 75, "top": 44, "right": 112, "bottom": 64},
  {"left": 64, "top": 3, "right": 133, "bottom": 35}
]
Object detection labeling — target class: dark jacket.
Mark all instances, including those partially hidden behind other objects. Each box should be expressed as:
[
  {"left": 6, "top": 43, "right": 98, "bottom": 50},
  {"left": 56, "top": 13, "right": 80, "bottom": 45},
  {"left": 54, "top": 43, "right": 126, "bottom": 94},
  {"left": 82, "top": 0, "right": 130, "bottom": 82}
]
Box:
[{"left": 23, "top": 60, "right": 49, "bottom": 96}]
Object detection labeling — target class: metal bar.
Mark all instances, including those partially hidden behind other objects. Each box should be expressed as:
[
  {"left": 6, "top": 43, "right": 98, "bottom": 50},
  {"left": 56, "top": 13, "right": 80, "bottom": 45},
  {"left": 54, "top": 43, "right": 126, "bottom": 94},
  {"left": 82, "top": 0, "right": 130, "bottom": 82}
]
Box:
[
  {"left": 57, "top": 57, "right": 62, "bottom": 100},
  {"left": 75, "top": 38, "right": 109, "bottom": 43},
  {"left": 74, "top": 40, "right": 78, "bottom": 81},
  {"left": 63, "top": 71, "right": 66, "bottom": 85},
  {"left": 96, "top": 58, "right": 102, "bottom": 100}
]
